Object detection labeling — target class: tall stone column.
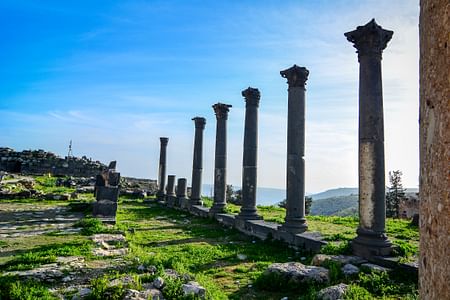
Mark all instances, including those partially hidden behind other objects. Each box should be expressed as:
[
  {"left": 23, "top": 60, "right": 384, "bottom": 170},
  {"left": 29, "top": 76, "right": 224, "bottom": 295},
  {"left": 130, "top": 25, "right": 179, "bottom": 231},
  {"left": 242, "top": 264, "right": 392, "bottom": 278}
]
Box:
[
  {"left": 190, "top": 117, "right": 206, "bottom": 206},
  {"left": 210, "top": 103, "right": 232, "bottom": 214},
  {"left": 419, "top": 1, "right": 450, "bottom": 298},
  {"left": 238, "top": 87, "right": 262, "bottom": 220},
  {"left": 157, "top": 137, "right": 169, "bottom": 201},
  {"left": 345, "top": 19, "right": 393, "bottom": 257},
  {"left": 166, "top": 175, "right": 176, "bottom": 207},
  {"left": 278, "top": 65, "right": 309, "bottom": 233}
]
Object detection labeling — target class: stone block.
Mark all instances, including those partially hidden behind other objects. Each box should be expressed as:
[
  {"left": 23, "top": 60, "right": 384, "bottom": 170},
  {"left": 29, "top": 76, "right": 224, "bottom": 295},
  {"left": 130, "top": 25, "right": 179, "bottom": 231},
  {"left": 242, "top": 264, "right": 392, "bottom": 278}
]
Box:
[
  {"left": 96, "top": 186, "right": 119, "bottom": 202},
  {"left": 107, "top": 171, "right": 120, "bottom": 186},
  {"left": 93, "top": 200, "right": 118, "bottom": 217},
  {"left": 215, "top": 213, "right": 236, "bottom": 227},
  {"left": 189, "top": 205, "right": 210, "bottom": 218}
]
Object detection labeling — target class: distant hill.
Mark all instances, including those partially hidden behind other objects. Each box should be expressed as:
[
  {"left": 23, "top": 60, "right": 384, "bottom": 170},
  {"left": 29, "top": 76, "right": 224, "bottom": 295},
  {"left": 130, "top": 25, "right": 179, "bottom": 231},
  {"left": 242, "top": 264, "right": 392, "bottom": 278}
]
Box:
[
  {"left": 202, "top": 184, "right": 285, "bottom": 206},
  {"left": 310, "top": 194, "right": 358, "bottom": 216},
  {"left": 310, "top": 188, "right": 358, "bottom": 200}
]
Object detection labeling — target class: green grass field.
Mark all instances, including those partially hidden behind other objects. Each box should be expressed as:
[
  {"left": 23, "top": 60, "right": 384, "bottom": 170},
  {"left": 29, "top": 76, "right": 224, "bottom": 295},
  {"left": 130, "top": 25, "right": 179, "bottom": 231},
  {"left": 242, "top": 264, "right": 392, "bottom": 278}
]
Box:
[{"left": 0, "top": 179, "right": 418, "bottom": 299}]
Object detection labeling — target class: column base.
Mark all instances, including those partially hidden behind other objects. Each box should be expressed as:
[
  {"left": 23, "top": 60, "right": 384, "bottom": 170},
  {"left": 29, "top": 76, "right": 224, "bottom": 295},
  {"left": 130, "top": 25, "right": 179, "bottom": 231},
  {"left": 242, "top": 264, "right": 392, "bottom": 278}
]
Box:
[
  {"left": 236, "top": 208, "right": 263, "bottom": 220},
  {"left": 278, "top": 217, "right": 308, "bottom": 234},
  {"left": 166, "top": 195, "right": 177, "bottom": 207},
  {"left": 179, "top": 197, "right": 190, "bottom": 210},
  {"left": 189, "top": 198, "right": 203, "bottom": 207},
  {"left": 156, "top": 192, "right": 166, "bottom": 203},
  {"left": 352, "top": 227, "right": 393, "bottom": 259},
  {"left": 209, "top": 203, "right": 226, "bottom": 215}
]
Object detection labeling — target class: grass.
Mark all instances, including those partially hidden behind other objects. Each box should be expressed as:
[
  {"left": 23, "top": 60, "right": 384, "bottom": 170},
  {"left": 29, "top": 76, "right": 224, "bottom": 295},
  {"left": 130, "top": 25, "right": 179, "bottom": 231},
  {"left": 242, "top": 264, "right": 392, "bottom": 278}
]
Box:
[
  {"left": 74, "top": 216, "right": 112, "bottom": 235},
  {"left": 0, "top": 176, "right": 419, "bottom": 299},
  {"left": 0, "top": 241, "right": 93, "bottom": 271},
  {"left": 0, "top": 276, "right": 57, "bottom": 300},
  {"left": 201, "top": 199, "right": 418, "bottom": 259}
]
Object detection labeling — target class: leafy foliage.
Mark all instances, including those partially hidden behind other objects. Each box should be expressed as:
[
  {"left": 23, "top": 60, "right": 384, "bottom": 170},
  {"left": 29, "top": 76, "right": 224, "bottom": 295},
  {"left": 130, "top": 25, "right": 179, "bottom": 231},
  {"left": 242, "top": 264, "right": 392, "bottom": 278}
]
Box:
[{"left": 386, "top": 170, "right": 406, "bottom": 218}]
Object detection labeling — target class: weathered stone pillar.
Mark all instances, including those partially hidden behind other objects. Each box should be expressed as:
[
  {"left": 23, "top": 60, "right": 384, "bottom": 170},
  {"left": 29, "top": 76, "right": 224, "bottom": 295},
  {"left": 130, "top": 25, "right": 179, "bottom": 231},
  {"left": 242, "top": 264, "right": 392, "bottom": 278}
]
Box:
[
  {"left": 278, "top": 65, "right": 309, "bottom": 234},
  {"left": 238, "top": 87, "right": 262, "bottom": 220},
  {"left": 166, "top": 175, "right": 176, "bottom": 207},
  {"left": 190, "top": 117, "right": 206, "bottom": 206},
  {"left": 419, "top": 1, "right": 450, "bottom": 298},
  {"left": 177, "top": 178, "right": 188, "bottom": 208},
  {"left": 210, "top": 103, "right": 232, "bottom": 214},
  {"left": 345, "top": 19, "right": 393, "bottom": 257},
  {"left": 157, "top": 137, "right": 169, "bottom": 201}
]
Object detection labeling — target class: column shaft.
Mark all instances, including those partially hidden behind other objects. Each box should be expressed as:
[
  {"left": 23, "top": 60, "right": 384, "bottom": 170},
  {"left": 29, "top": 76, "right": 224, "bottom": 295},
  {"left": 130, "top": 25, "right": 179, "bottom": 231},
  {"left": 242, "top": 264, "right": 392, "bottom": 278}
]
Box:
[
  {"left": 210, "top": 103, "right": 232, "bottom": 214},
  {"left": 279, "top": 65, "right": 309, "bottom": 233},
  {"left": 345, "top": 19, "right": 393, "bottom": 257},
  {"left": 190, "top": 117, "right": 206, "bottom": 205},
  {"left": 166, "top": 175, "right": 176, "bottom": 207},
  {"left": 157, "top": 137, "right": 169, "bottom": 201},
  {"left": 238, "top": 87, "right": 262, "bottom": 220},
  {"left": 177, "top": 178, "right": 188, "bottom": 208}
]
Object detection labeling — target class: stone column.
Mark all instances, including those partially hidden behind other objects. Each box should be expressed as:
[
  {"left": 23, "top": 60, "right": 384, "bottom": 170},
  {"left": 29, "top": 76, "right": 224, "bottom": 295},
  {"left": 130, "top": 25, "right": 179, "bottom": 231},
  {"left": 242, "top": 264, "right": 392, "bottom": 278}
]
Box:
[
  {"left": 210, "top": 103, "right": 232, "bottom": 214},
  {"left": 345, "top": 19, "right": 393, "bottom": 257},
  {"left": 419, "top": 1, "right": 450, "bottom": 298},
  {"left": 177, "top": 178, "right": 188, "bottom": 208},
  {"left": 190, "top": 117, "right": 206, "bottom": 206},
  {"left": 157, "top": 137, "right": 169, "bottom": 201},
  {"left": 238, "top": 87, "right": 262, "bottom": 220},
  {"left": 278, "top": 65, "right": 309, "bottom": 233},
  {"left": 166, "top": 175, "right": 176, "bottom": 207}
]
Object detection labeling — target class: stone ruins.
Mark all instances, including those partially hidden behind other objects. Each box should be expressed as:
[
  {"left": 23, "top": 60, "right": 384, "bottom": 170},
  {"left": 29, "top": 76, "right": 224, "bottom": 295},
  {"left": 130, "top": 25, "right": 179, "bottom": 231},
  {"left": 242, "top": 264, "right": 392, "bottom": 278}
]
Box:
[
  {"left": 149, "top": 19, "right": 424, "bottom": 272},
  {"left": 93, "top": 161, "right": 121, "bottom": 223},
  {"left": 0, "top": 147, "right": 105, "bottom": 177}
]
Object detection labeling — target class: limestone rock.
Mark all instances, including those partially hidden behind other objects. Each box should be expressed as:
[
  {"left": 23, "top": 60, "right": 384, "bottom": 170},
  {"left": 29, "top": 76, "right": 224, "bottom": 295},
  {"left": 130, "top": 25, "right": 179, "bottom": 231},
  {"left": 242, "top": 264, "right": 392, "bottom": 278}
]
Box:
[
  {"left": 317, "top": 283, "right": 349, "bottom": 300},
  {"left": 360, "top": 263, "right": 391, "bottom": 273},
  {"left": 341, "top": 264, "right": 359, "bottom": 276},
  {"left": 123, "top": 289, "right": 163, "bottom": 300},
  {"left": 181, "top": 281, "right": 206, "bottom": 298},
  {"left": 265, "top": 262, "right": 329, "bottom": 284},
  {"left": 153, "top": 276, "right": 165, "bottom": 289},
  {"left": 311, "top": 254, "right": 367, "bottom": 267}
]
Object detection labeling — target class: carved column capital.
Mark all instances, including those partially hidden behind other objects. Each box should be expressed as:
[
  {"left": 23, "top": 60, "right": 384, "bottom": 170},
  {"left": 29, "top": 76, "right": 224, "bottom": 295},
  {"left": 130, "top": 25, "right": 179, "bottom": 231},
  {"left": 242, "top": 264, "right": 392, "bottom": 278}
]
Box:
[
  {"left": 212, "top": 103, "right": 232, "bottom": 120},
  {"left": 242, "top": 87, "right": 260, "bottom": 107},
  {"left": 160, "top": 137, "right": 169, "bottom": 146},
  {"left": 192, "top": 117, "right": 206, "bottom": 129},
  {"left": 280, "top": 65, "right": 309, "bottom": 88},
  {"left": 345, "top": 19, "right": 393, "bottom": 59}
]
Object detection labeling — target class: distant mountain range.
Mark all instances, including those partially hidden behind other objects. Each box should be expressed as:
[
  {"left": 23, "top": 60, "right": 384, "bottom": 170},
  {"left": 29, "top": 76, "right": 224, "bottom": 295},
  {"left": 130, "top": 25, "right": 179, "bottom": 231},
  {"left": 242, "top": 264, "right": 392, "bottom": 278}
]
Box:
[{"left": 202, "top": 184, "right": 419, "bottom": 216}]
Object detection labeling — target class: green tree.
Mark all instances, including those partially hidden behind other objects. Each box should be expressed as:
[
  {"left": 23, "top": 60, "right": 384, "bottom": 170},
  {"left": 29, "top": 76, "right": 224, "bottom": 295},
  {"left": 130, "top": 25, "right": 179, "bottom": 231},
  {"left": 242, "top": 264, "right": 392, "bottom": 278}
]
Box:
[
  {"left": 305, "top": 196, "right": 312, "bottom": 215},
  {"left": 386, "top": 170, "right": 406, "bottom": 218},
  {"left": 226, "top": 184, "right": 242, "bottom": 205}
]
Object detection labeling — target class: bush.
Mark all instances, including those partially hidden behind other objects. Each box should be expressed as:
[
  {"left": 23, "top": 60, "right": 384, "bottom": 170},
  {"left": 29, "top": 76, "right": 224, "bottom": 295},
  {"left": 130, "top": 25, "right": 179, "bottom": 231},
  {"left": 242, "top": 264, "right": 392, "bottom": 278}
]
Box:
[
  {"left": 87, "top": 275, "right": 125, "bottom": 300},
  {"left": 321, "top": 241, "right": 352, "bottom": 255},
  {"left": 0, "top": 276, "right": 56, "bottom": 300},
  {"left": 344, "top": 284, "right": 372, "bottom": 299}
]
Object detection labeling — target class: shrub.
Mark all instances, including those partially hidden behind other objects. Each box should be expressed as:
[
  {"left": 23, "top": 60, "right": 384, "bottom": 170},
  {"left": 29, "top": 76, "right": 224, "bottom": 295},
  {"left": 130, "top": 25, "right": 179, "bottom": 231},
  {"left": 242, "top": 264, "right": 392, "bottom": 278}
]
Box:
[
  {"left": 74, "top": 217, "right": 109, "bottom": 235},
  {"left": 0, "top": 276, "right": 56, "bottom": 300},
  {"left": 321, "top": 241, "right": 352, "bottom": 255},
  {"left": 343, "top": 284, "right": 372, "bottom": 299}
]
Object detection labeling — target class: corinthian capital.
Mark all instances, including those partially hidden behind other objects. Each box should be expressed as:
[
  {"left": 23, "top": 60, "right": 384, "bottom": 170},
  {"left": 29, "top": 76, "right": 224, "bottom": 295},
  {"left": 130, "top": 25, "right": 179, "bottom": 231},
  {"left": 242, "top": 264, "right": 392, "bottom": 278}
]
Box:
[
  {"left": 212, "top": 103, "right": 232, "bottom": 120},
  {"left": 345, "top": 19, "right": 393, "bottom": 59},
  {"left": 280, "top": 65, "right": 309, "bottom": 88},
  {"left": 242, "top": 87, "right": 260, "bottom": 107},
  {"left": 192, "top": 117, "right": 206, "bottom": 129},
  {"left": 160, "top": 137, "right": 169, "bottom": 146}
]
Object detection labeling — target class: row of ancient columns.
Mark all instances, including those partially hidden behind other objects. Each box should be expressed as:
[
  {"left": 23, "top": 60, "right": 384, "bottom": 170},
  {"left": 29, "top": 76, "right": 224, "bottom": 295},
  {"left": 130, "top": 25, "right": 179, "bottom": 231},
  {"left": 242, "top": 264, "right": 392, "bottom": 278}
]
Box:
[
  {"left": 155, "top": 19, "right": 395, "bottom": 256},
  {"left": 155, "top": 68, "right": 310, "bottom": 234}
]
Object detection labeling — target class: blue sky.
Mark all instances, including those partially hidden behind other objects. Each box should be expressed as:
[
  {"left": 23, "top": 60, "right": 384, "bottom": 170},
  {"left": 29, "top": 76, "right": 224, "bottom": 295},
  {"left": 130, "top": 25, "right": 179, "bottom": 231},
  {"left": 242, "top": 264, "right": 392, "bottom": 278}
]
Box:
[{"left": 0, "top": 0, "right": 419, "bottom": 193}]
